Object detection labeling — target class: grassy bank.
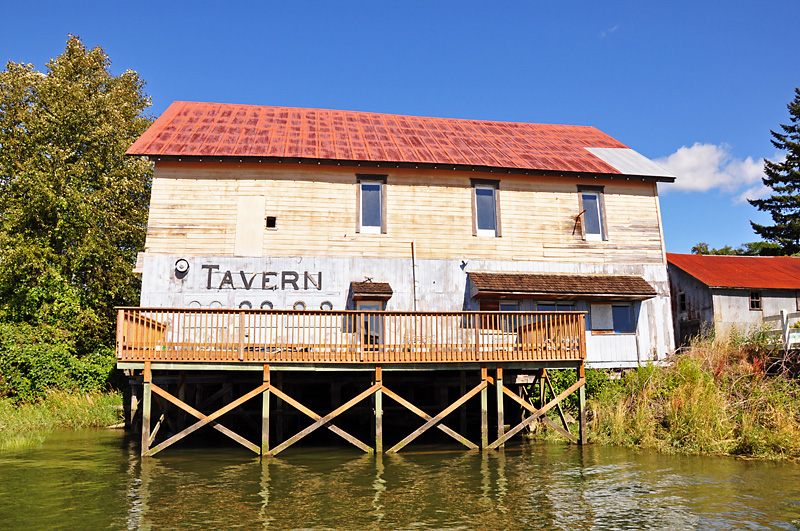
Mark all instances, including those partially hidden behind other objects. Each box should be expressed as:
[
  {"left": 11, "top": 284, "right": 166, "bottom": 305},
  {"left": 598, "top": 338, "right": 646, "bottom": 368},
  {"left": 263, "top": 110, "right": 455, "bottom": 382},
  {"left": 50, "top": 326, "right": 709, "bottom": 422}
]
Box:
[
  {"left": 536, "top": 332, "right": 800, "bottom": 460},
  {"left": 0, "top": 391, "right": 123, "bottom": 451}
]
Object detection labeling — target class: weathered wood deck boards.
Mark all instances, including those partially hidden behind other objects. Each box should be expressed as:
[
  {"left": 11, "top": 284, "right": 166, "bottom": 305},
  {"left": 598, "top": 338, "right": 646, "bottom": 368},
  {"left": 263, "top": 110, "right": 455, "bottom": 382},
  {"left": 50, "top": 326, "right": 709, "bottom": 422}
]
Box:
[
  {"left": 117, "top": 308, "right": 586, "bottom": 365},
  {"left": 124, "top": 309, "right": 588, "bottom": 457}
]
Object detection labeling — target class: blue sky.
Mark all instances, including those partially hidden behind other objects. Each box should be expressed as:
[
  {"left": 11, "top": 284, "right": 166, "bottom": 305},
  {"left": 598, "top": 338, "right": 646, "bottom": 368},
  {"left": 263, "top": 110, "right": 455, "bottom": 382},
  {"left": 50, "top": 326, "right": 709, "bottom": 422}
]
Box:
[{"left": 2, "top": 0, "right": 798, "bottom": 253}]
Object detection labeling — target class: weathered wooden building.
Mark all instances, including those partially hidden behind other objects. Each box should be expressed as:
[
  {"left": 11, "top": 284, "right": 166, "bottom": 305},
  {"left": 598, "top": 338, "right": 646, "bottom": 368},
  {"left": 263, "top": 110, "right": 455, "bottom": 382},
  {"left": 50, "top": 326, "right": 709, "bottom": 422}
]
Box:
[
  {"left": 667, "top": 253, "right": 800, "bottom": 345},
  {"left": 119, "top": 102, "right": 676, "bottom": 456}
]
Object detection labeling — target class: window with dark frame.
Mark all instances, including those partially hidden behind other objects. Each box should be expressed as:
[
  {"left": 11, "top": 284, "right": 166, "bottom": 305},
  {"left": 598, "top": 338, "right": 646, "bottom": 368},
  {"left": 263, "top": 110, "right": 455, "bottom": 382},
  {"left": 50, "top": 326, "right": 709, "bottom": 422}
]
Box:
[
  {"left": 749, "top": 291, "right": 762, "bottom": 311},
  {"left": 472, "top": 179, "right": 500, "bottom": 237},
  {"left": 612, "top": 304, "right": 636, "bottom": 333},
  {"left": 678, "top": 292, "right": 687, "bottom": 312},
  {"left": 578, "top": 185, "right": 606, "bottom": 241},
  {"left": 589, "top": 302, "right": 636, "bottom": 334},
  {"left": 356, "top": 301, "right": 384, "bottom": 347},
  {"left": 357, "top": 175, "right": 386, "bottom": 234}
]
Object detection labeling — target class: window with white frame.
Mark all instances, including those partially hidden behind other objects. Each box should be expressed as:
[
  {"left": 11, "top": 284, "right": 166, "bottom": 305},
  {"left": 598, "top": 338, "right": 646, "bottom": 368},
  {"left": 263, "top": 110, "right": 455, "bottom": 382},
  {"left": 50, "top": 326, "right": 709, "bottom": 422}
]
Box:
[
  {"left": 472, "top": 180, "right": 499, "bottom": 237},
  {"left": 579, "top": 186, "right": 605, "bottom": 241},
  {"left": 358, "top": 176, "right": 386, "bottom": 234}
]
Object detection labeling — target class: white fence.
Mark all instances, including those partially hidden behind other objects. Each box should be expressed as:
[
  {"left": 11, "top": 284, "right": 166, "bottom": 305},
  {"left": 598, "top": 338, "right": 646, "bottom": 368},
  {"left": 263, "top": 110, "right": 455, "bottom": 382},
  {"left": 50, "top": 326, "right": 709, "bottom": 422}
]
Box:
[{"left": 763, "top": 310, "right": 800, "bottom": 351}]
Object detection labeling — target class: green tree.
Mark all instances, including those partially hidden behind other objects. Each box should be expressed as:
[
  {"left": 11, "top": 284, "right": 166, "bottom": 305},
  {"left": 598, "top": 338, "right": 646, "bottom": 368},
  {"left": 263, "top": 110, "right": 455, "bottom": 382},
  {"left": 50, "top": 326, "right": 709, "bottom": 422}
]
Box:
[
  {"left": 691, "top": 241, "right": 782, "bottom": 256},
  {"left": 749, "top": 88, "right": 800, "bottom": 255},
  {"left": 0, "top": 35, "right": 152, "bottom": 354}
]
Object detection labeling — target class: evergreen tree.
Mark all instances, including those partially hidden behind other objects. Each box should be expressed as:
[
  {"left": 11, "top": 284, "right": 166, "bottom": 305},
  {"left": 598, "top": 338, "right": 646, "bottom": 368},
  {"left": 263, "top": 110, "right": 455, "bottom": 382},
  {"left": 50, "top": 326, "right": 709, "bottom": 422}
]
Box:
[
  {"left": 749, "top": 88, "right": 800, "bottom": 255},
  {"left": 0, "top": 36, "right": 153, "bottom": 351}
]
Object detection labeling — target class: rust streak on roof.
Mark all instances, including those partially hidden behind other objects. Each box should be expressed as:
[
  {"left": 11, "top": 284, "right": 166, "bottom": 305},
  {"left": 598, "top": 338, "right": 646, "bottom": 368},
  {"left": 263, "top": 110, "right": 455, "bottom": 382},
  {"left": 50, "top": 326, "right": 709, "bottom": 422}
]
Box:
[
  {"left": 667, "top": 253, "right": 800, "bottom": 290},
  {"left": 128, "top": 101, "right": 674, "bottom": 179}
]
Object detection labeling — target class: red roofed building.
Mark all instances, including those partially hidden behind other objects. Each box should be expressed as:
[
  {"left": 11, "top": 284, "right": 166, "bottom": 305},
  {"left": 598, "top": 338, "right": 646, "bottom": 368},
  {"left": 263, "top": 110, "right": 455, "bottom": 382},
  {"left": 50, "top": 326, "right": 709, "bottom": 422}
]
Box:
[
  {"left": 667, "top": 253, "right": 800, "bottom": 344},
  {"left": 129, "top": 102, "right": 677, "bottom": 368}
]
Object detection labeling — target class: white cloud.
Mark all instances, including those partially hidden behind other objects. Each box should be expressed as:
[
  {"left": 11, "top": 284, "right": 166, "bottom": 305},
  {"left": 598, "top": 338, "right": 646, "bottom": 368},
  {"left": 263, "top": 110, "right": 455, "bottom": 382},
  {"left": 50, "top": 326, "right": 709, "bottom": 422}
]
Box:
[
  {"left": 655, "top": 143, "right": 767, "bottom": 202},
  {"left": 599, "top": 25, "right": 619, "bottom": 38},
  {"left": 732, "top": 183, "right": 770, "bottom": 205}
]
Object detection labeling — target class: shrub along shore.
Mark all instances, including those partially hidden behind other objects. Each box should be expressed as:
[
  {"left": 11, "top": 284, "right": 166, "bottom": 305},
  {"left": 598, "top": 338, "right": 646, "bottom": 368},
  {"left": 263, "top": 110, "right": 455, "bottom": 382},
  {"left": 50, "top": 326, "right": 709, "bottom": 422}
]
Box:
[
  {"left": 0, "top": 391, "right": 122, "bottom": 451},
  {"left": 537, "top": 330, "right": 800, "bottom": 460},
  {"left": 2, "top": 327, "right": 798, "bottom": 459}
]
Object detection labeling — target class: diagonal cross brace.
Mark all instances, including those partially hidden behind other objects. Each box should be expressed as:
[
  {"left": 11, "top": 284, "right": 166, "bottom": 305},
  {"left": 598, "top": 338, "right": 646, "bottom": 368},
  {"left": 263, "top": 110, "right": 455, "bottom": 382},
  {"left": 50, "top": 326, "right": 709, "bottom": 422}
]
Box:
[
  {"left": 488, "top": 378, "right": 585, "bottom": 449},
  {"left": 492, "top": 378, "right": 576, "bottom": 443},
  {"left": 267, "top": 383, "right": 381, "bottom": 456},
  {"left": 148, "top": 382, "right": 269, "bottom": 456},
  {"left": 268, "top": 386, "right": 374, "bottom": 454},
  {"left": 381, "top": 386, "right": 479, "bottom": 450},
  {"left": 387, "top": 380, "right": 488, "bottom": 453}
]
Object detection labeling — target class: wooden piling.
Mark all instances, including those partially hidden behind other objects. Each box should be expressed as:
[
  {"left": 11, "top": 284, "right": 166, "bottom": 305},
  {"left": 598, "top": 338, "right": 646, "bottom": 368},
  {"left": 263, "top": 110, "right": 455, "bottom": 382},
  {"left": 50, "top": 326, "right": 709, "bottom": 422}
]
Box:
[
  {"left": 578, "top": 363, "right": 587, "bottom": 445},
  {"left": 262, "top": 364, "right": 270, "bottom": 455},
  {"left": 480, "top": 364, "right": 488, "bottom": 450},
  {"left": 375, "top": 365, "right": 383, "bottom": 454},
  {"left": 141, "top": 361, "right": 152, "bottom": 457},
  {"left": 496, "top": 365, "right": 504, "bottom": 449}
]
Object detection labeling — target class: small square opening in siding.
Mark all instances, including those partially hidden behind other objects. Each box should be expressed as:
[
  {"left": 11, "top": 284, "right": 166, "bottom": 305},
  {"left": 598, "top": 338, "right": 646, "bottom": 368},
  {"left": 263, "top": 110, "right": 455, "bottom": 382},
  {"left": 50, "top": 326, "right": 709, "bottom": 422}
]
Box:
[{"left": 266, "top": 216, "right": 277, "bottom": 229}]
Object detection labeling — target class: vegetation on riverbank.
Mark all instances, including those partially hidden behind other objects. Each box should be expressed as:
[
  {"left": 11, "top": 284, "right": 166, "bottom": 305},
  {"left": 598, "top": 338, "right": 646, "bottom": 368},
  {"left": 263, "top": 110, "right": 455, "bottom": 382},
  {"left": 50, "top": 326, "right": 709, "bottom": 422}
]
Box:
[
  {"left": 0, "top": 391, "right": 122, "bottom": 450},
  {"left": 537, "top": 330, "right": 800, "bottom": 460},
  {"left": 0, "top": 37, "right": 151, "bottom": 405}
]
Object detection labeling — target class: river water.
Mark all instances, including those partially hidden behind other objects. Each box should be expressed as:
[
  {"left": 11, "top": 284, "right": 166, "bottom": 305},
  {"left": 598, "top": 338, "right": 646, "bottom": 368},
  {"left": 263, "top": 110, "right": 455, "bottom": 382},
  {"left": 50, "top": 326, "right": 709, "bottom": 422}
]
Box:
[{"left": 0, "top": 430, "right": 799, "bottom": 530}]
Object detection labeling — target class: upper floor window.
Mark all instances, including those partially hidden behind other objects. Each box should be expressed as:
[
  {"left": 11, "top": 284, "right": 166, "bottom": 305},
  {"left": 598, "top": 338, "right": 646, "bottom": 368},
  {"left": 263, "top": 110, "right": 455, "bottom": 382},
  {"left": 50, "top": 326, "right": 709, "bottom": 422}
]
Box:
[
  {"left": 578, "top": 186, "right": 606, "bottom": 241},
  {"left": 749, "top": 291, "right": 762, "bottom": 311},
  {"left": 472, "top": 179, "right": 500, "bottom": 237},
  {"left": 357, "top": 175, "right": 386, "bottom": 234}
]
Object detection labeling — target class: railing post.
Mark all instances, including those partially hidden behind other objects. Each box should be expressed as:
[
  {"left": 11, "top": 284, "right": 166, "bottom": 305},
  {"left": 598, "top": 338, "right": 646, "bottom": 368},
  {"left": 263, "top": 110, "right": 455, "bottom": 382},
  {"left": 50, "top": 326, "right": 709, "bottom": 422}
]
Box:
[
  {"left": 238, "top": 310, "right": 246, "bottom": 361},
  {"left": 781, "top": 309, "right": 790, "bottom": 352},
  {"left": 116, "top": 309, "right": 125, "bottom": 360}
]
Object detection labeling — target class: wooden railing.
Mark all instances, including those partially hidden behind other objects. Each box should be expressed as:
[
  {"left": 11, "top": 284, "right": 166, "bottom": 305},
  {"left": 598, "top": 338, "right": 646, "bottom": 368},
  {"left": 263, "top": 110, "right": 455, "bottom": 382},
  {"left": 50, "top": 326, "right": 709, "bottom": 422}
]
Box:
[{"left": 116, "top": 308, "right": 586, "bottom": 364}]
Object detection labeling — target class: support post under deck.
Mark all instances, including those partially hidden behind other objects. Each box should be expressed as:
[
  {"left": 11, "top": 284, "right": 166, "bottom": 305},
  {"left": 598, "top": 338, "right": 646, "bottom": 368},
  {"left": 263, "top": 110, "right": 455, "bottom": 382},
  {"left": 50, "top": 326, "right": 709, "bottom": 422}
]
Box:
[
  {"left": 480, "top": 364, "right": 488, "bottom": 450},
  {"left": 141, "top": 362, "right": 152, "bottom": 457},
  {"left": 577, "top": 362, "right": 587, "bottom": 445},
  {"left": 262, "top": 364, "right": 270, "bottom": 454},
  {"left": 496, "top": 365, "right": 504, "bottom": 449},
  {"left": 375, "top": 365, "right": 383, "bottom": 454}
]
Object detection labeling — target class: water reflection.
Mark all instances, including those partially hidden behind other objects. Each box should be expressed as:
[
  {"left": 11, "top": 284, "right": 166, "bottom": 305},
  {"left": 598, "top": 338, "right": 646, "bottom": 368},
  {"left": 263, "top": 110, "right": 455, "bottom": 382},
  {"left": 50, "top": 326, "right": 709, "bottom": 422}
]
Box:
[{"left": 1, "top": 431, "right": 800, "bottom": 530}]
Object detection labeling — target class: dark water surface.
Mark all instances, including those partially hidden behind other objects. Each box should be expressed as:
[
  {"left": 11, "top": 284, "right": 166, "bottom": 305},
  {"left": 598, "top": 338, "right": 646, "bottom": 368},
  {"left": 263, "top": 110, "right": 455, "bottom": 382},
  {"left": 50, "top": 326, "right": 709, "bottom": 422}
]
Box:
[{"left": 1, "top": 430, "right": 799, "bottom": 530}]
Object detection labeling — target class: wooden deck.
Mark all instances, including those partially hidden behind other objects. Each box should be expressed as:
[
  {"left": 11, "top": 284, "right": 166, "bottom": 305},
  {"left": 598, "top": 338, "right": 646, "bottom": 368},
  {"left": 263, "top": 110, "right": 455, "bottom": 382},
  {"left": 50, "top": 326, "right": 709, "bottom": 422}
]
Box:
[
  {"left": 118, "top": 309, "right": 588, "bottom": 457},
  {"left": 116, "top": 308, "right": 586, "bottom": 365}
]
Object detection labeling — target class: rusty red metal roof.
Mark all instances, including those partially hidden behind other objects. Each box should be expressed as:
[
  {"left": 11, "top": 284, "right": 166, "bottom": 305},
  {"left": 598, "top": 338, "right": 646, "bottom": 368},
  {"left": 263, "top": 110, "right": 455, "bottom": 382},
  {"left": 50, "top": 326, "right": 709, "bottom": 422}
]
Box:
[
  {"left": 667, "top": 253, "right": 800, "bottom": 289},
  {"left": 127, "top": 101, "right": 674, "bottom": 179},
  {"left": 470, "top": 272, "right": 657, "bottom": 300}
]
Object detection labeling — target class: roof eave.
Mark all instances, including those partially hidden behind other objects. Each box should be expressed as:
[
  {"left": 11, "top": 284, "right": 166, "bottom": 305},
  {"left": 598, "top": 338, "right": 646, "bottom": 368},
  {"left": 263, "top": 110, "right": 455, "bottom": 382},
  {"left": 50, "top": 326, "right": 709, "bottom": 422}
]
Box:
[
  {"left": 128, "top": 154, "right": 676, "bottom": 183},
  {"left": 473, "top": 290, "right": 656, "bottom": 301}
]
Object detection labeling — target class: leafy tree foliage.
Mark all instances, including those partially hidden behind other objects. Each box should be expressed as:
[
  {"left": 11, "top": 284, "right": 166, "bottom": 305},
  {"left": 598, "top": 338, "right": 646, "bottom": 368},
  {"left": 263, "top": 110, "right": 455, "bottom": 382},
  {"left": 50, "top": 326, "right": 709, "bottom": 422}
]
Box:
[
  {"left": 749, "top": 88, "right": 800, "bottom": 255},
  {"left": 0, "top": 36, "right": 152, "bottom": 398},
  {"left": 691, "top": 241, "right": 782, "bottom": 256}
]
